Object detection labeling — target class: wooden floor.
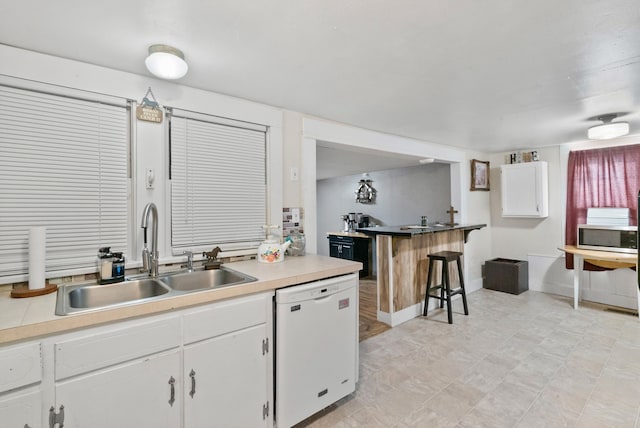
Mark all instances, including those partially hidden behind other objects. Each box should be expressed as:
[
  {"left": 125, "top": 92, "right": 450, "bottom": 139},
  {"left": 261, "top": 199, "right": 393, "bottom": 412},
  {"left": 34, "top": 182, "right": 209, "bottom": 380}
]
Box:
[{"left": 359, "top": 278, "right": 390, "bottom": 342}]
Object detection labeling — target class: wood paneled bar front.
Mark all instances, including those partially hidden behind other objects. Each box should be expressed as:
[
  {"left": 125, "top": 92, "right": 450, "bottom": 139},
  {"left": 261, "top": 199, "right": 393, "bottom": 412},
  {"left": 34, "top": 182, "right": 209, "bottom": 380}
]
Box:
[{"left": 357, "top": 224, "right": 485, "bottom": 327}]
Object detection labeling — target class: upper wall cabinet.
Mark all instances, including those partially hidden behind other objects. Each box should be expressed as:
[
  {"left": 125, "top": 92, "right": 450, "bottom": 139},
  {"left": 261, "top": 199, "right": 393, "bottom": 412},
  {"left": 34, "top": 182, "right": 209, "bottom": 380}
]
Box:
[{"left": 500, "top": 161, "right": 549, "bottom": 218}]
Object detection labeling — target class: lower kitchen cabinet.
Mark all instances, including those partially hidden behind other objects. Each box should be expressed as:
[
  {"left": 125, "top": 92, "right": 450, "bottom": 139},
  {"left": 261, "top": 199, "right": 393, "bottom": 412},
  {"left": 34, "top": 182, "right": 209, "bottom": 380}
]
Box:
[
  {"left": 0, "top": 388, "right": 42, "bottom": 428},
  {"left": 184, "top": 324, "right": 269, "bottom": 427},
  {"left": 0, "top": 341, "right": 43, "bottom": 427},
  {"left": 55, "top": 349, "right": 181, "bottom": 428},
  {"left": 328, "top": 235, "right": 370, "bottom": 278},
  {"left": 0, "top": 291, "right": 274, "bottom": 428}
]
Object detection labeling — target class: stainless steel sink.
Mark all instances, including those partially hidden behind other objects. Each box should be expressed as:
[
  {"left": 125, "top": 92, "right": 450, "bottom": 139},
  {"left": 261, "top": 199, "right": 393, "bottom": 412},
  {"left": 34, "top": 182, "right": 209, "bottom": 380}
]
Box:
[
  {"left": 56, "top": 267, "right": 257, "bottom": 315},
  {"left": 160, "top": 268, "right": 256, "bottom": 292},
  {"left": 56, "top": 279, "right": 170, "bottom": 315}
]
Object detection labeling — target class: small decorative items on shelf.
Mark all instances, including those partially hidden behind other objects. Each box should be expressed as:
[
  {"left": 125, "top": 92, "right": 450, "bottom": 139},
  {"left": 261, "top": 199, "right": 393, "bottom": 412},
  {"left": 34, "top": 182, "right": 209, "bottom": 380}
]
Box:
[{"left": 505, "top": 150, "right": 539, "bottom": 164}]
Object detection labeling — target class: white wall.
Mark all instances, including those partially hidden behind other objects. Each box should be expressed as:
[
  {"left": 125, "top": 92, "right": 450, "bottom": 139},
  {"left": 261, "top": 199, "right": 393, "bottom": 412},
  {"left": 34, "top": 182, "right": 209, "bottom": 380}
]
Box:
[
  {"left": 316, "top": 163, "right": 452, "bottom": 256},
  {"left": 0, "top": 45, "right": 283, "bottom": 267},
  {"left": 298, "top": 117, "right": 493, "bottom": 292},
  {"left": 489, "top": 142, "right": 639, "bottom": 309},
  {"left": 2, "top": 45, "right": 496, "bottom": 294}
]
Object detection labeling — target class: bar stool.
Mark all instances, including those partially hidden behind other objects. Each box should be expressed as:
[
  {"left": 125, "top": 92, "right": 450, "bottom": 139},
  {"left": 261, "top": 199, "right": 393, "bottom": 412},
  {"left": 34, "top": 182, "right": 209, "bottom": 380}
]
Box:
[{"left": 422, "top": 251, "right": 469, "bottom": 324}]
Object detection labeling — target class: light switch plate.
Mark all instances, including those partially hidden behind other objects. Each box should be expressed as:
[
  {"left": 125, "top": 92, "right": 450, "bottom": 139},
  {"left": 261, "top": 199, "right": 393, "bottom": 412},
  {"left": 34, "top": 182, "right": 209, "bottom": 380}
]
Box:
[
  {"left": 290, "top": 167, "right": 299, "bottom": 181},
  {"left": 291, "top": 208, "right": 300, "bottom": 223}
]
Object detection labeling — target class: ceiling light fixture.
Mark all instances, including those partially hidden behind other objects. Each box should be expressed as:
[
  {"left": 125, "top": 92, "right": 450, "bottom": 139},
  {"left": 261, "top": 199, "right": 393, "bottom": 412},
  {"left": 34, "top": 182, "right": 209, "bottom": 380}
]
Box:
[
  {"left": 587, "top": 114, "right": 629, "bottom": 140},
  {"left": 419, "top": 158, "right": 435, "bottom": 164},
  {"left": 145, "top": 44, "right": 188, "bottom": 80}
]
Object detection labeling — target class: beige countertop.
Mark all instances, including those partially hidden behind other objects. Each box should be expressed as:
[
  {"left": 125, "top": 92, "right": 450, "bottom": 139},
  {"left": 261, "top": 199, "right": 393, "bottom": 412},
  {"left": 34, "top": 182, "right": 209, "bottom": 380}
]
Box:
[{"left": 0, "top": 255, "right": 361, "bottom": 346}]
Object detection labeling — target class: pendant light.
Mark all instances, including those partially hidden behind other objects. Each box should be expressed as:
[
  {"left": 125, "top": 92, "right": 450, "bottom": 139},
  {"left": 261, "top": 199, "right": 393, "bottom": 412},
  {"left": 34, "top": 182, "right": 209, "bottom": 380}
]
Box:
[
  {"left": 145, "top": 44, "right": 188, "bottom": 80},
  {"left": 587, "top": 114, "right": 630, "bottom": 140}
]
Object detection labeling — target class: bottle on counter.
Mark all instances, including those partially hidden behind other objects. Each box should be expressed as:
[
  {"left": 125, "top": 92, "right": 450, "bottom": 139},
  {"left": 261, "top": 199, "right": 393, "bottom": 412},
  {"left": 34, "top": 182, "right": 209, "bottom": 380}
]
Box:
[
  {"left": 97, "top": 247, "right": 125, "bottom": 284},
  {"left": 97, "top": 247, "right": 114, "bottom": 284},
  {"left": 112, "top": 252, "right": 125, "bottom": 282}
]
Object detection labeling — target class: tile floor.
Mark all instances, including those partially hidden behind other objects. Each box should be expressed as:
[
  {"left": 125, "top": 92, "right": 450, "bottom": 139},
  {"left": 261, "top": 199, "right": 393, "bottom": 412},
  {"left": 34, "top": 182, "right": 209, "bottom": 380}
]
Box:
[{"left": 301, "top": 289, "right": 640, "bottom": 427}]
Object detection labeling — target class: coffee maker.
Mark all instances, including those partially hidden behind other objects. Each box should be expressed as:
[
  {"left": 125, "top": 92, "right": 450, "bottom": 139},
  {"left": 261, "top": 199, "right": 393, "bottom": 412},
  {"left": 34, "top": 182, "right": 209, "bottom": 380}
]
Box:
[{"left": 341, "top": 213, "right": 370, "bottom": 232}]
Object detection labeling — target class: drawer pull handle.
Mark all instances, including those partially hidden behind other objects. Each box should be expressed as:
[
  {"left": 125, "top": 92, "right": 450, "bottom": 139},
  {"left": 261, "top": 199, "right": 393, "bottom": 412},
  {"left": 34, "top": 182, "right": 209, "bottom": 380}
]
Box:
[
  {"left": 189, "top": 369, "right": 196, "bottom": 398},
  {"left": 168, "top": 376, "right": 176, "bottom": 406}
]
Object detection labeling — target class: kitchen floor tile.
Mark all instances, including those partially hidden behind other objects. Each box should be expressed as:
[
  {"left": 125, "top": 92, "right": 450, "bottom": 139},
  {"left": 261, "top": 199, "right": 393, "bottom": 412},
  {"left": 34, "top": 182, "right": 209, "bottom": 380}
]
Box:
[{"left": 297, "top": 289, "right": 640, "bottom": 428}]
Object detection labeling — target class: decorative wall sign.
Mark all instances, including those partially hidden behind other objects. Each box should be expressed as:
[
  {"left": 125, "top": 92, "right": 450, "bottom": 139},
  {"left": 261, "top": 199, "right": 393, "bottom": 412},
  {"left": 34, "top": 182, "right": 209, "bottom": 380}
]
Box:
[
  {"left": 136, "top": 87, "right": 163, "bottom": 123},
  {"left": 470, "top": 159, "right": 490, "bottom": 191}
]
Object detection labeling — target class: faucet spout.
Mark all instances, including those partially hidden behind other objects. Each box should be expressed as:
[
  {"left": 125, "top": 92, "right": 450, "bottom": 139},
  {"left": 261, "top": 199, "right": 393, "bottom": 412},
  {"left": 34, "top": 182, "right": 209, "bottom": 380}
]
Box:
[{"left": 141, "top": 202, "right": 159, "bottom": 277}]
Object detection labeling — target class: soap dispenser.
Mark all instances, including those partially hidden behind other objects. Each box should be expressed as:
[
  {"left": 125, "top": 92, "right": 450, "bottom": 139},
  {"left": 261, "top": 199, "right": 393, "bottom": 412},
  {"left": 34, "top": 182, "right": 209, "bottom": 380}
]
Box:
[{"left": 257, "top": 225, "right": 290, "bottom": 263}]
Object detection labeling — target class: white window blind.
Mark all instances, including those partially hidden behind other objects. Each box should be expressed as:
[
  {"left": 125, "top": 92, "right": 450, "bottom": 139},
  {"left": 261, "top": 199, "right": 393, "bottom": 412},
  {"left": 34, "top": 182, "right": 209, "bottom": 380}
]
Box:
[
  {"left": 0, "top": 85, "right": 129, "bottom": 279},
  {"left": 170, "top": 113, "right": 266, "bottom": 251}
]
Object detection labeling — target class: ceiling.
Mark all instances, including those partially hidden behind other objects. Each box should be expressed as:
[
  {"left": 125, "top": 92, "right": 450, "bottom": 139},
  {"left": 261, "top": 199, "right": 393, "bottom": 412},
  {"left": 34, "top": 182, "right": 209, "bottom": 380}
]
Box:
[{"left": 2, "top": 1, "right": 640, "bottom": 154}]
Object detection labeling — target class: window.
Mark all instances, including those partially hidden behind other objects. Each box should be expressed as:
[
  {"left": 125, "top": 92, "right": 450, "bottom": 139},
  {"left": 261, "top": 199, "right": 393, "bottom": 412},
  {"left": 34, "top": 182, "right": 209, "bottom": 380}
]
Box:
[
  {"left": 565, "top": 143, "right": 640, "bottom": 270},
  {"left": 0, "top": 85, "right": 130, "bottom": 281},
  {"left": 169, "top": 110, "right": 267, "bottom": 253}
]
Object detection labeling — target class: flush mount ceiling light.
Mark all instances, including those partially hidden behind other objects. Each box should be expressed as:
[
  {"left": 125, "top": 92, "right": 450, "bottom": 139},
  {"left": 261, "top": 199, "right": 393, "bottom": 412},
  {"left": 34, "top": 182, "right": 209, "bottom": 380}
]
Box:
[
  {"left": 587, "top": 113, "right": 630, "bottom": 140},
  {"left": 145, "top": 44, "right": 188, "bottom": 80}
]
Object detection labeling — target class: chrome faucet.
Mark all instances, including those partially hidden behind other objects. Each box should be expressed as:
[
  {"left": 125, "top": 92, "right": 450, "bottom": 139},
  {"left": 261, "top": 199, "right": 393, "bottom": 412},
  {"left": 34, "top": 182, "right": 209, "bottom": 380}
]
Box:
[{"left": 141, "top": 202, "right": 159, "bottom": 277}]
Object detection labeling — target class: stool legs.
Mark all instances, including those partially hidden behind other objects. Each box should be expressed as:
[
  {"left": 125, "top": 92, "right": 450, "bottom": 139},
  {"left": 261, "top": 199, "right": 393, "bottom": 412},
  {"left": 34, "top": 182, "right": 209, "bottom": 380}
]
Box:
[
  {"left": 456, "top": 257, "right": 469, "bottom": 316},
  {"left": 443, "top": 261, "right": 453, "bottom": 324},
  {"left": 423, "top": 253, "right": 468, "bottom": 324},
  {"left": 423, "top": 258, "right": 435, "bottom": 316}
]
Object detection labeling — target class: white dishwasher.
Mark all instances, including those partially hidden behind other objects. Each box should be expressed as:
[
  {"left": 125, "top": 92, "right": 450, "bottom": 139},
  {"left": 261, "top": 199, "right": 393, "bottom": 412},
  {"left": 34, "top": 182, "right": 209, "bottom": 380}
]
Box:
[{"left": 275, "top": 273, "right": 358, "bottom": 428}]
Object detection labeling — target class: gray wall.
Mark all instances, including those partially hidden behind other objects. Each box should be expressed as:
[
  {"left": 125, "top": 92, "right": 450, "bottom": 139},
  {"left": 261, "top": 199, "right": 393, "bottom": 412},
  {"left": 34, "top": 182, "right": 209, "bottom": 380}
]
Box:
[{"left": 317, "top": 163, "right": 451, "bottom": 256}]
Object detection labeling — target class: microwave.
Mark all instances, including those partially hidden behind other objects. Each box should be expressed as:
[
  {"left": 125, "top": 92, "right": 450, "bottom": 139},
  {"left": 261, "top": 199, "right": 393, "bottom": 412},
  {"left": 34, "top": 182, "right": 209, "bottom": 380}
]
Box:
[{"left": 577, "top": 224, "right": 638, "bottom": 254}]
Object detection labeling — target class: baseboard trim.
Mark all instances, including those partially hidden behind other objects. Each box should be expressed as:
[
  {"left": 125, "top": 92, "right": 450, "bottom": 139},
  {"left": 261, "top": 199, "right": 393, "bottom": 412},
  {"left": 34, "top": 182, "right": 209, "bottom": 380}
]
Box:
[{"left": 377, "top": 279, "right": 482, "bottom": 327}]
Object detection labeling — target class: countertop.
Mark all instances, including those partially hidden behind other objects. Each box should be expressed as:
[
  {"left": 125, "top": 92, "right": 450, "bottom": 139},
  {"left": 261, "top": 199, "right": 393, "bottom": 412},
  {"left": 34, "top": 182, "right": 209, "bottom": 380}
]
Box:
[
  {"left": 356, "top": 223, "right": 487, "bottom": 237},
  {"left": 0, "top": 255, "right": 361, "bottom": 346},
  {"left": 326, "top": 231, "right": 370, "bottom": 239}
]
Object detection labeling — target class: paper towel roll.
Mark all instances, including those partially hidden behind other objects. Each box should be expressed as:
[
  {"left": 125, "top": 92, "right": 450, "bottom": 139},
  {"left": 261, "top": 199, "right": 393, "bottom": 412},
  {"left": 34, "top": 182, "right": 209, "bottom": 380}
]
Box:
[{"left": 28, "top": 227, "right": 46, "bottom": 290}]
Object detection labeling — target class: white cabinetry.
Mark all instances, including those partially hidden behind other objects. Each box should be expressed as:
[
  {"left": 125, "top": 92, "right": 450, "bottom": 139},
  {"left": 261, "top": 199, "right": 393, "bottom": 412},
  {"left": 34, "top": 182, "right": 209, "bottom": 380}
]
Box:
[
  {"left": 0, "top": 389, "right": 42, "bottom": 428},
  {"left": 0, "top": 291, "right": 273, "bottom": 428},
  {"left": 500, "top": 161, "right": 548, "bottom": 218},
  {"left": 55, "top": 350, "right": 181, "bottom": 428},
  {"left": 0, "top": 342, "right": 43, "bottom": 427},
  {"left": 183, "top": 292, "right": 273, "bottom": 428},
  {"left": 52, "top": 317, "right": 182, "bottom": 428}
]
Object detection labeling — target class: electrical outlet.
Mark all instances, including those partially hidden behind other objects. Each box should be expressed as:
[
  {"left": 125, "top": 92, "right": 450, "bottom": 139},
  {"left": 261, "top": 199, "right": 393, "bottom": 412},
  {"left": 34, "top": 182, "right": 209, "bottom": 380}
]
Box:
[{"left": 290, "top": 167, "right": 299, "bottom": 181}]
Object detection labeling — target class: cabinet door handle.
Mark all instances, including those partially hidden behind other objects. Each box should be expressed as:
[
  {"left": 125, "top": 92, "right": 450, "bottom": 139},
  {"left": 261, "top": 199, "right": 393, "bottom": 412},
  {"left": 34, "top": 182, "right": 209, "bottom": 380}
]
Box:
[
  {"left": 49, "top": 405, "right": 64, "bottom": 428},
  {"left": 189, "top": 369, "right": 196, "bottom": 398},
  {"left": 168, "top": 376, "right": 176, "bottom": 407}
]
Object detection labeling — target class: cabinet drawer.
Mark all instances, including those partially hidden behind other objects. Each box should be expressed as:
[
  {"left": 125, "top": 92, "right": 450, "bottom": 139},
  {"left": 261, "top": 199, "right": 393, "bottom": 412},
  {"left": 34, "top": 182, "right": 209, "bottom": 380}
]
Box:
[
  {"left": 0, "top": 342, "right": 41, "bottom": 393},
  {"left": 55, "top": 316, "right": 180, "bottom": 380},
  {"left": 184, "top": 292, "right": 272, "bottom": 344}
]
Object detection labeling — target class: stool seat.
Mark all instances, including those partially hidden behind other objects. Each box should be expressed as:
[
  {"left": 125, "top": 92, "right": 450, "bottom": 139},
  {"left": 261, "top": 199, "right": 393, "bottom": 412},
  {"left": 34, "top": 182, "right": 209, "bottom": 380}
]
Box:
[
  {"left": 428, "top": 250, "right": 464, "bottom": 262},
  {"left": 423, "top": 251, "right": 469, "bottom": 324}
]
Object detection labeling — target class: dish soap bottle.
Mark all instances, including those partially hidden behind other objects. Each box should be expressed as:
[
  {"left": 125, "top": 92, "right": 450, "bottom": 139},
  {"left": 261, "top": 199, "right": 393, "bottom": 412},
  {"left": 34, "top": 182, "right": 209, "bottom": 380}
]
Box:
[{"left": 257, "top": 225, "right": 290, "bottom": 263}]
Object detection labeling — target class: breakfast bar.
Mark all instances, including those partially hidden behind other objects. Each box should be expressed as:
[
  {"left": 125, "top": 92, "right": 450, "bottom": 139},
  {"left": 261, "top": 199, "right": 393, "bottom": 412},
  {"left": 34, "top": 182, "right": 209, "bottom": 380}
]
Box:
[{"left": 357, "top": 224, "right": 485, "bottom": 326}]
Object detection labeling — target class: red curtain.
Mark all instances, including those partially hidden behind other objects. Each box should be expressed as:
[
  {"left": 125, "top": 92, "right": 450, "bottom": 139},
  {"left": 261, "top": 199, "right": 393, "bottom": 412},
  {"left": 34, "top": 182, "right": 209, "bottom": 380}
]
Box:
[{"left": 565, "top": 144, "right": 640, "bottom": 270}]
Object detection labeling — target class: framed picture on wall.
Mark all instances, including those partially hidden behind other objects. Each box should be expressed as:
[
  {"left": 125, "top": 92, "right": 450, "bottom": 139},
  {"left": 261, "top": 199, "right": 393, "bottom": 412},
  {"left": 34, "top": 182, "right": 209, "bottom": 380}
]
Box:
[{"left": 470, "top": 159, "right": 490, "bottom": 191}]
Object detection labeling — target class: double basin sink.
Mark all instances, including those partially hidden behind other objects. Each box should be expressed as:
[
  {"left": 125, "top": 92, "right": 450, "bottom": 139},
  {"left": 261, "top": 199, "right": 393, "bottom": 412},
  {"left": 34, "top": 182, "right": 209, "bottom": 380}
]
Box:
[{"left": 55, "top": 267, "right": 257, "bottom": 316}]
